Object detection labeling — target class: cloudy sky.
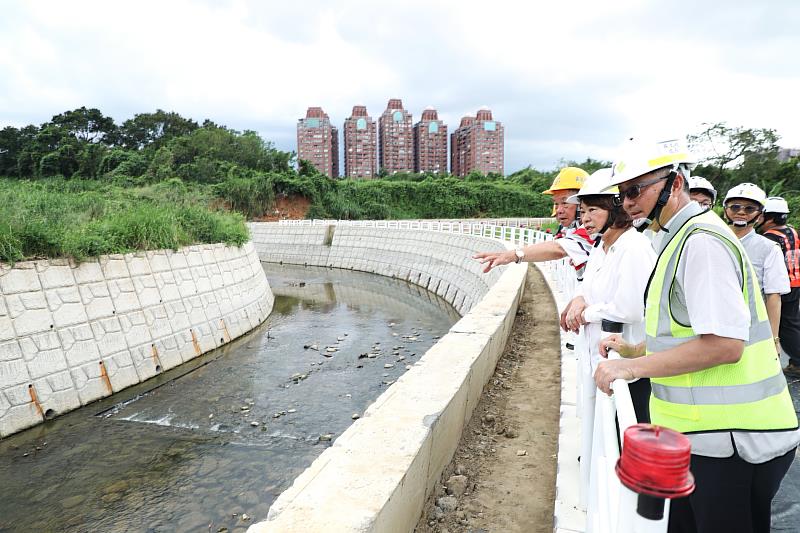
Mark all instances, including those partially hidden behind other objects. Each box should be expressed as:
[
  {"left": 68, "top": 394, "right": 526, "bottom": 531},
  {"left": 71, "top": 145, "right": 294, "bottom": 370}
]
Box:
[{"left": 2, "top": 0, "right": 799, "bottom": 172}]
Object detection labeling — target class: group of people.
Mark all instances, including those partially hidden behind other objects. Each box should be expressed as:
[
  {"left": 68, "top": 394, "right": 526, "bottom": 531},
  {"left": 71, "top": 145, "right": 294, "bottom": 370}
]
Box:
[{"left": 474, "top": 138, "right": 800, "bottom": 533}]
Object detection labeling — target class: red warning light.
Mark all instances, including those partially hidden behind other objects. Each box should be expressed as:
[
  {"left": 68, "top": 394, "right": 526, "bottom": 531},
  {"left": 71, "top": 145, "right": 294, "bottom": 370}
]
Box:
[{"left": 615, "top": 424, "right": 695, "bottom": 499}]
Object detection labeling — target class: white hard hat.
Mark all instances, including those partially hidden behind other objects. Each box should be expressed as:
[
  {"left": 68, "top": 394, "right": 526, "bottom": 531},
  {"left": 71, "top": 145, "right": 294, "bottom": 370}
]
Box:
[
  {"left": 764, "top": 196, "right": 790, "bottom": 214},
  {"left": 723, "top": 183, "right": 767, "bottom": 207},
  {"left": 608, "top": 137, "right": 696, "bottom": 188},
  {"left": 566, "top": 168, "right": 618, "bottom": 204},
  {"left": 688, "top": 176, "right": 717, "bottom": 202}
]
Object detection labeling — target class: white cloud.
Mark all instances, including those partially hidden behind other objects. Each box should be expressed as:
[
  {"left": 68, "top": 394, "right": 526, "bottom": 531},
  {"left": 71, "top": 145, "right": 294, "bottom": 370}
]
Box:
[{"left": 1, "top": 0, "right": 799, "bottom": 171}]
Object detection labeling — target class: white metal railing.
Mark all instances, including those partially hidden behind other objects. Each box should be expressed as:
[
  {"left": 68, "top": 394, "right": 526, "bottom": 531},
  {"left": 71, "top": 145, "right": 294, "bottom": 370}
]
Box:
[
  {"left": 271, "top": 217, "right": 654, "bottom": 532},
  {"left": 278, "top": 217, "right": 554, "bottom": 230}
]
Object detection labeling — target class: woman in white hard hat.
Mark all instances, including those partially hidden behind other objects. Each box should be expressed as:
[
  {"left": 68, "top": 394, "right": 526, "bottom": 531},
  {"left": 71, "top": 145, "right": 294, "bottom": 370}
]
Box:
[
  {"left": 760, "top": 196, "right": 800, "bottom": 378},
  {"left": 688, "top": 176, "right": 717, "bottom": 211},
  {"left": 593, "top": 137, "right": 798, "bottom": 533},
  {"left": 723, "top": 183, "right": 790, "bottom": 352},
  {"left": 561, "top": 168, "right": 656, "bottom": 422}
]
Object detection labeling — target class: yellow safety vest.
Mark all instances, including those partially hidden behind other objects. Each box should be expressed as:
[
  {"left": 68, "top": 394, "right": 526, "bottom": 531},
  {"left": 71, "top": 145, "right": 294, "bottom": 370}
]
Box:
[{"left": 645, "top": 206, "right": 798, "bottom": 434}]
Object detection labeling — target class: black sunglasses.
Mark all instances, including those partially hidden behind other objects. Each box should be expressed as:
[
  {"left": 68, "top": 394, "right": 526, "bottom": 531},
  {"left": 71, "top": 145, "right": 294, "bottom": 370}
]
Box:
[
  {"left": 619, "top": 175, "right": 667, "bottom": 201},
  {"left": 725, "top": 204, "right": 761, "bottom": 214}
]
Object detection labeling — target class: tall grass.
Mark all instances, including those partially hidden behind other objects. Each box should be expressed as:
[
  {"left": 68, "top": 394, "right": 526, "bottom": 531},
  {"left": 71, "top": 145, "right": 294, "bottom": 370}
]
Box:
[{"left": 0, "top": 178, "right": 248, "bottom": 263}]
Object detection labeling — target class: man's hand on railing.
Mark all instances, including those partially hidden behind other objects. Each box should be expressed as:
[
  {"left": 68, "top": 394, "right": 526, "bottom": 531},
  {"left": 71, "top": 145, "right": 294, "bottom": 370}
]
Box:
[
  {"left": 594, "top": 357, "right": 636, "bottom": 396},
  {"left": 473, "top": 250, "right": 515, "bottom": 273}
]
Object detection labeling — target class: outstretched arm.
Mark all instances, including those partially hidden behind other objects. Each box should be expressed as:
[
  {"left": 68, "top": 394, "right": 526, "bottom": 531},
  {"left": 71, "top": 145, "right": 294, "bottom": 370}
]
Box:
[{"left": 473, "top": 241, "right": 567, "bottom": 273}]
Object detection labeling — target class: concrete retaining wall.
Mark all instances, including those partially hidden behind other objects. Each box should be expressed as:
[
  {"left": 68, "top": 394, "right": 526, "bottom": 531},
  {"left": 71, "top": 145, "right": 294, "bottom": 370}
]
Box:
[
  {"left": 247, "top": 223, "right": 527, "bottom": 533},
  {"left": 249, "top": 224, "right": 507, "bottom": 316},
  {"left": 0, "top": 242, "right": 274, "bottom": 438}
]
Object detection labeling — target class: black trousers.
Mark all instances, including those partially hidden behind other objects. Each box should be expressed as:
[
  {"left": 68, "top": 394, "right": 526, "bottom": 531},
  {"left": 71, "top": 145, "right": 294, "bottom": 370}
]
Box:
[
  {"left": 667, "top": 447, "right": 796, "bottom": 533},
  {"left": 628, "top": 377, "right": 651, "bottom": 424},
  {"left": 780, "top": 290, "right": 800, "bottom": 366}
]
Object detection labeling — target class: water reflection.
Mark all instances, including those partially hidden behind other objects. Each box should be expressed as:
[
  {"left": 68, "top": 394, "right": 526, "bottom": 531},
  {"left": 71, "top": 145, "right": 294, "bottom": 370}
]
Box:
[{"left": 0, "top": 264, "right": 458, "bottom": 532}]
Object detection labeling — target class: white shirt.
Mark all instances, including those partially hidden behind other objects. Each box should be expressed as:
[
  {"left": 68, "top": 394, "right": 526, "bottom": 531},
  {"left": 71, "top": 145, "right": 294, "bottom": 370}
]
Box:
[
  {"left": 577, "top": 228, "right": 656, "bottom": 371},
  {"left": 740, "top": 230, "right": 790, "bottom": 295},
  {"left": 655, "top": 203, "right": 800, "bottom": 463},
  {"left": 557, "top": 225, "right": 594, "bottom": 280}
]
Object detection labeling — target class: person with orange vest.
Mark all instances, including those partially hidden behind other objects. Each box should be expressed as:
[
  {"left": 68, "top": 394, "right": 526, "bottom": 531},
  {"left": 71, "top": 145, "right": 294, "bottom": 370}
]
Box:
[
  {"left": 474, "top": 167, "right": 595, "bottom": 279},
  {"left": 759, "top": 196, "right": 800, "bottom": 378}
]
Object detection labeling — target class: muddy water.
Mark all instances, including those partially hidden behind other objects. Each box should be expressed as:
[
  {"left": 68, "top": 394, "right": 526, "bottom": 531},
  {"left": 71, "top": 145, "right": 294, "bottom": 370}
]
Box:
[{"left": 0, "top": 264, "right": 459, "bottom": 533}]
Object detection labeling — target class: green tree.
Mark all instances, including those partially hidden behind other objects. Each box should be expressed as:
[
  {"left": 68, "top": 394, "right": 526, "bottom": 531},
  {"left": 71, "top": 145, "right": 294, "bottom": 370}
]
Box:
[
  {"left": 49, "top": 107, "right": 117, "bottom": 144},
  {"left": 688, "top": 122, "right": 779, "bottom": 183},
  {"left": 119, "top": 109, "right": 199, "bottom": 150}
]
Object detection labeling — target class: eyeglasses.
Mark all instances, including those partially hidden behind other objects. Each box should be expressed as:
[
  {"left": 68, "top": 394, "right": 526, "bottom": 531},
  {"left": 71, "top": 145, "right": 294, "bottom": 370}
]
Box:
[
  {"left": 619, "top": 175, "right": 667, "bottom": 201},
  {"left": 725, "top": 204, "right": 761, "bottom": 214}
]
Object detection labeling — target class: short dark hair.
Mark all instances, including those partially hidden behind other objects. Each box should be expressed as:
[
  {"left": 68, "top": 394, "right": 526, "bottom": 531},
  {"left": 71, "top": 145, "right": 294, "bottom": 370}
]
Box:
[
  {"left": 580, "top": 195, "right": 633, "bottom": 229},
  {"left": 764, "top": 212, "right": 789, "bottom": 225}
]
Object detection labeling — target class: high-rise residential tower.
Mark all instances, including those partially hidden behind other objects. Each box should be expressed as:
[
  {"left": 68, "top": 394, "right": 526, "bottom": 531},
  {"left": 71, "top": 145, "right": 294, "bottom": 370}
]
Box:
[
  {"left": 297, "top": 107, "right": 338, "bottom": 177},
  {"left": 343, "top": 105, "right": 377, "bottom": 178},
  {"left": 378, "top": 98, "right": 414, "bottom": 174},
  {"left": 413, "top": 107, "right": 448, "bottom": 174},
  {"left": 451, "top": 107, "right": 504, "bottom": 177}
]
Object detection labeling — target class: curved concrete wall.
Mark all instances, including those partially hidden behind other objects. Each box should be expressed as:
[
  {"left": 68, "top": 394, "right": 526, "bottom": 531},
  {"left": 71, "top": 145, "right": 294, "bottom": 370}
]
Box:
[
  {"left": 0, "top": 242, "right": 274, "bottom": 438},
  {"left": 249, "top": 223, "right": 507, "bottom": 315},
  {"left": 247, "top": 223, "right": 527, "bottom": 532}
]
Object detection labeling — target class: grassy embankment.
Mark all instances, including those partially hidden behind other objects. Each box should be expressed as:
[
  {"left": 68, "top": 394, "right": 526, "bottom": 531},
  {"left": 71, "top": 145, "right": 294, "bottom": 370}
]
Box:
[{"left": 0, "top": 178, "right": 247, "bottom": 264}]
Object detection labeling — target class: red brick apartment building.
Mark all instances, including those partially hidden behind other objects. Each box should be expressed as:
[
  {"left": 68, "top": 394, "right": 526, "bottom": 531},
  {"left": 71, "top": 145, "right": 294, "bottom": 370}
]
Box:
[
  {"left": 450, "top": 107, "right": 504, "bottom": 176},
  {"left": 343, "top": 105, "right": 378, "bottom": 178},
  {"left": 378, "top": 99, "right": 414, "bottom": 174},
  {"left": 296, "top": 107, "right": 338, "bottom": 177},
  {"left": 413, "top": 107, "right": 448, "bottom": 174}
]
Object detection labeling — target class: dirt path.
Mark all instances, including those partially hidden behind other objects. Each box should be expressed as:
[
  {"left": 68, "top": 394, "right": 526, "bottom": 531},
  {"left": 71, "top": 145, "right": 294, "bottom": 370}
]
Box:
[{"left": 415, "top": 264, "right": 562, "bottom": 533}]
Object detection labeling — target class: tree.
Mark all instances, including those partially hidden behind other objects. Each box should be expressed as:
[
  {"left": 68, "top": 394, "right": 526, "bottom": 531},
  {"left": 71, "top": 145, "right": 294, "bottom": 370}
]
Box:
[
  {"left": 49, "top": 107, "right": 117, "bottom": 144},
  {"left": 119, "top": 109, "right": 199, "bottom": 150},
  {"left": 688, "top": 122, "right": 780, "bottom": 182},
  {"left": 0, "top": 125, "right": 37, "bottom": 177}
]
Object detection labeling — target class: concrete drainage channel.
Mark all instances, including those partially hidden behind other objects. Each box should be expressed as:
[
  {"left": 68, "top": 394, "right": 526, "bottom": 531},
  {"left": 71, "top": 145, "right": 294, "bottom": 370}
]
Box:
[{"left": 247, "top": 223, "right": 528, "bottom": 532}]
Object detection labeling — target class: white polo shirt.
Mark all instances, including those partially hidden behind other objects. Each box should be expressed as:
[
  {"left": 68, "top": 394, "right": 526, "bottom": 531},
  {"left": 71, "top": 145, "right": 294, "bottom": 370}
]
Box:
[{"left": 740, "top": 230, "right": 790, "bottom": 295}]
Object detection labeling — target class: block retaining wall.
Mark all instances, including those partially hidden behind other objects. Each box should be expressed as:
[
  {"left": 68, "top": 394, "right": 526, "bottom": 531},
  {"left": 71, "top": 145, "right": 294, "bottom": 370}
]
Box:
[
  {"left": 0, "top": 242, "right": 274, "bottom": 438},
  {"left": 247, "top": 223, "right": 528, "bottom": 533}
]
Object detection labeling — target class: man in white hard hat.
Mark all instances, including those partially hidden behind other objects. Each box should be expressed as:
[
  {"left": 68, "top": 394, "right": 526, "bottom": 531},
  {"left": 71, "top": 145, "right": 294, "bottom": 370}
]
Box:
[
  {"left": 688, "top": 176, "right": 716, "bottom": 211},
  {"left": 760, "top": 196, "right": 800, "bottom": 378},
  {"left": 593, "top": 138, "right": 798, "bottom": 533},
  {"left": 474, "top": 167, "right": 595, "bottom": 279},
  {"left": 722, "top": 183, "right": 789, "bottom": 353}
]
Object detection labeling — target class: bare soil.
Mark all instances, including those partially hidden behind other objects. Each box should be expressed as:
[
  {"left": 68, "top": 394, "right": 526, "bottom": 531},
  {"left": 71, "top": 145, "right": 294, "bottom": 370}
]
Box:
[
  {"left": 415, "top": 264, "right": 562, "bottom": 533},
  {"left": 252, "top": 194, "right": 311, "bottom": 221}
]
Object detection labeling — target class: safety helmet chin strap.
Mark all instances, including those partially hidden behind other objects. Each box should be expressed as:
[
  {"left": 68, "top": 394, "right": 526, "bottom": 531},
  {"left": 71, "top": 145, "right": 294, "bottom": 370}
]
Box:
[{"left": 635, "top": 169, "right": 677, "bottom": 233}]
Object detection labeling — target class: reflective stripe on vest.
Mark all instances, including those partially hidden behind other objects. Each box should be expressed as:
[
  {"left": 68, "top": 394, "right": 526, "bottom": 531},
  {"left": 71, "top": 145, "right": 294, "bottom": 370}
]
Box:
[
  {"left": 645, "top": 207, "right": 798, "bottom": 434},
  {"left": 764, "top": 227, "right": 800, "bottom": 288}
]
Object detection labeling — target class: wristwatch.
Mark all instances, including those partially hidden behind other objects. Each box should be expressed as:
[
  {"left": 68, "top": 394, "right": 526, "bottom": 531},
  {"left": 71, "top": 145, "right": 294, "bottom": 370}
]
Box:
[{"left": 514, "top": 249, "right": 525, "bottom": 263}]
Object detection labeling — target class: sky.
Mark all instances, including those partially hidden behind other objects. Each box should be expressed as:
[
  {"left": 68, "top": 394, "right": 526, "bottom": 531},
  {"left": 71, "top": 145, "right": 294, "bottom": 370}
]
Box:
[{"left": 1, "top": 0, "right": 799, "bottom": 173}]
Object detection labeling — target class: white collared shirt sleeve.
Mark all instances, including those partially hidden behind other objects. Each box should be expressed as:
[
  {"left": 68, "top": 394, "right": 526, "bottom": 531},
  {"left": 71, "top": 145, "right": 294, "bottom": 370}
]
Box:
[
  {"left": 557, "top": 227, "right": 594, "bottom": 267},
  {"left": 679, "top": 234, "right": 751, "bottom": 341},
  {"left": 762, "top": 242, "right": 791, "bottom": 295}
]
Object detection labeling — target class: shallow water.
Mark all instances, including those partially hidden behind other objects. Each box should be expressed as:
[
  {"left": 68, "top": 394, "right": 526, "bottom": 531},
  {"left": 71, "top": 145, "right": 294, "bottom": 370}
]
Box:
[{"left": 0, "top": 263, "right": 459, "bottom": 533}]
